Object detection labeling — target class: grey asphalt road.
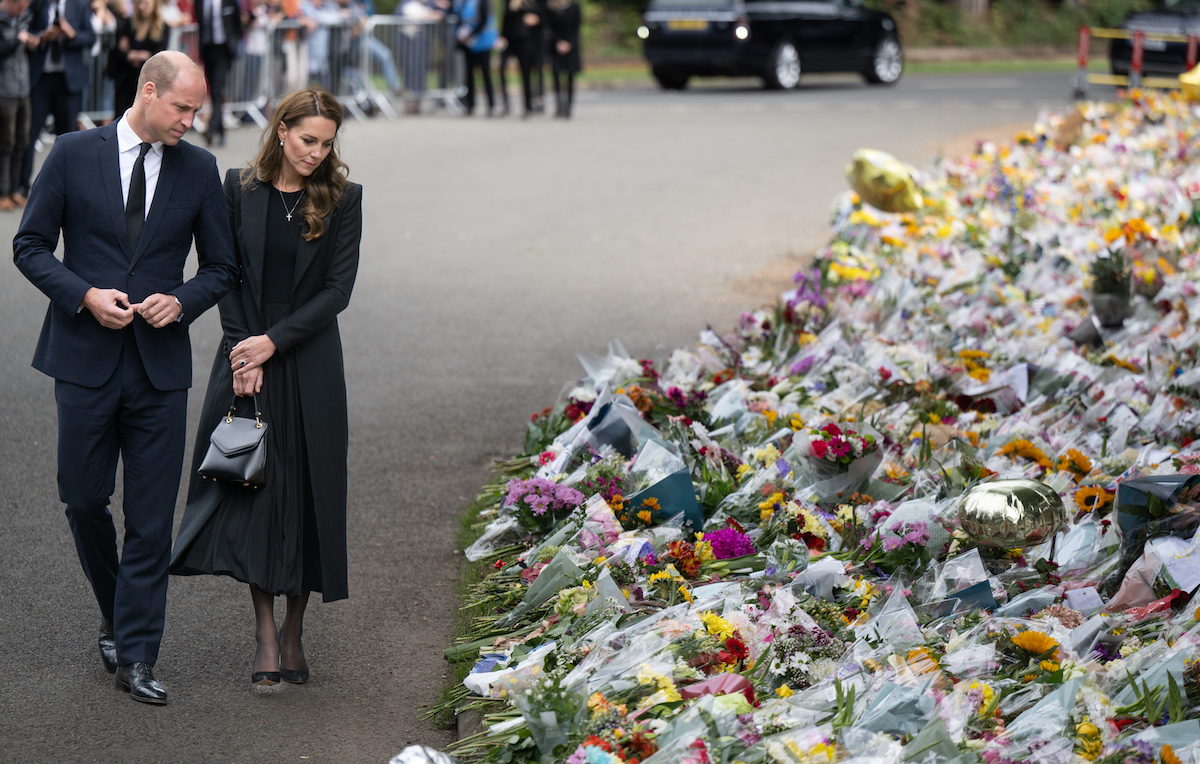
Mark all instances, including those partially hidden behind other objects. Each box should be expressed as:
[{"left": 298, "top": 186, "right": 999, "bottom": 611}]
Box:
[{"left": 0, "top": 71, "right": 1103, "bottom": 762}]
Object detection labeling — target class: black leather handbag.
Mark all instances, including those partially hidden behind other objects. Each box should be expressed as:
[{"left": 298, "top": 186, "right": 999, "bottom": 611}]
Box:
[{"left": 198, "top": 394, "right": 268, "bottom": 488}]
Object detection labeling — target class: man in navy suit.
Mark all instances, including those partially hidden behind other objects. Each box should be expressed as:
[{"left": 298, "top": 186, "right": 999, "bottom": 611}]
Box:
[
  {"left": 13, "top": 50, "right": 237, "bottom": 705},
  {"left": 18, "top": 0, "right": 94, "bottom": 199}
]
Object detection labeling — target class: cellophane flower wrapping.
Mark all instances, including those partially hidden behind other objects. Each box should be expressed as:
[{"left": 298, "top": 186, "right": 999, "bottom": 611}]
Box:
[{"left": 439, "top": 91, "right": 1200, "bottom": 764}]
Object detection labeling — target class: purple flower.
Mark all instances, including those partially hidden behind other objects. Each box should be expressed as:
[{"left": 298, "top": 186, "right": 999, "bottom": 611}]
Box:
[
  {"left": 883, "top": 536, "right": 903, "bottom": 552},
  {"left": 790, "top": 356, "right": 815, "bottom": 376},
  {"left": 667, "top": 387, "right": 687, "bottom": 408},
  {"left": 703, "top": 527, "right": 756, "bottom": 559}
]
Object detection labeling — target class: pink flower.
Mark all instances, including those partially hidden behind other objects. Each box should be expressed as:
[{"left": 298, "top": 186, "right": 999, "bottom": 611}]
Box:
[
  {"left": 829, "top": 438, "right": 851, "bottom": 458},
  {"left": 811, "top": 440, "right": 829, "bottom": 459}
]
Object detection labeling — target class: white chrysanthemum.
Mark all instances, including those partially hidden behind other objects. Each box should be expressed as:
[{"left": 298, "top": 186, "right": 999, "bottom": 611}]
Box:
[{"left": 567, "top": 386, "right": 598, "bottom": 403}]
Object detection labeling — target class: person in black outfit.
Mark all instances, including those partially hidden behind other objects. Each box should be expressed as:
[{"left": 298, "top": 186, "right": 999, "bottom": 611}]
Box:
[
  {"left": 171, "top": 88, "right": 362, "bottom": 688},
  {"left": 109, "top": 0, "right": 166, "bottom": 119},
  {"left": 497, "top": 0, "right": 536, "bottom": 117},
  {"left": 197, "top": 0, "right": 242, "bottom": 147},
  {"left": 546, "top": 0, "right": 578, "bottom": 119}
]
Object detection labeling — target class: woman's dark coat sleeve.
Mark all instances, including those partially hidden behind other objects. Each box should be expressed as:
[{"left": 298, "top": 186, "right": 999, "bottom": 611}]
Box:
[{"left": 218, "top": 171, "right": 253, "bottom": 350}]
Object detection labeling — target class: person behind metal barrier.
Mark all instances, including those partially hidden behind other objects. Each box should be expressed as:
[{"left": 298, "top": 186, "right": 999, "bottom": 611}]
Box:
[
  {"left": 299, "top": 0, "right": 344, "bottom": 92},
  {"left": 398, "top": 0, "right": 443, "bottom": 115},
  {"left": 171, "top": 87, "right": 362, "bottom": 690},
  {"left": 452, "top": 0, "right": 495, "bottom": 116},
  {"left": 497, "top": 0, "right": 536, "bottom": 118},
  {"left": 546, "top": 0, "right": 577, "bottom": 119},
  {"left": 241, "top": 0, "right": 270, "bottom": 106},
  {"left": 197, "top": 0, "right": 242, "bottom": 147},
  {"left": 19, "top": 0, "right": 96, "bottom": 199},
  {"left": 109, "top": 0, "right": 166, "bottom": 119},
  {"left": 350, "top": 0, "right": 399, "bottom": 95},
  {"left": 0, "top": 0, "right": 33, "bottom": 211}
]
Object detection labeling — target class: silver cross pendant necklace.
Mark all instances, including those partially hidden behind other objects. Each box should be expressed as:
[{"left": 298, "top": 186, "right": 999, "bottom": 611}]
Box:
[{"left": 279, "top": 189, "right": 305, "bottom": 222}]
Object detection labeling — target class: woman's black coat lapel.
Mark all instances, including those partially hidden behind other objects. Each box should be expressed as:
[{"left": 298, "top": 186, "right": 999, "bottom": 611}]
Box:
[
  {"left": 240, "top": 182, "right": 269, "bottom": 308},
  {"left": 241, "top": 180, "right": 331, "bottom": 298}
]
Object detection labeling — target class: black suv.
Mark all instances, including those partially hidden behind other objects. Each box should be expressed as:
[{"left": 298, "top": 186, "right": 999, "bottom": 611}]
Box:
[
  {"left": 1109, "top": 0, "right": 1200, "bottom": 77},
  {"left": 638, "top": 0, "right": 903, "bottom": 90}
]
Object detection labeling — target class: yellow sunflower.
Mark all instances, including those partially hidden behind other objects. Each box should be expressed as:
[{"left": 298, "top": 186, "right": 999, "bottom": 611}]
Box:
[{"left": 1012, "top": 630, "right": 1059, "bottom": 656}]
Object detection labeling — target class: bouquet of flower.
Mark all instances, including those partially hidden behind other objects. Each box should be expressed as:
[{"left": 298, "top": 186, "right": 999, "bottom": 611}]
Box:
[
  {"left": 503, "top": 477, "right": 586, "bottom": 534},
  {"left": 805, "top": 422, "right": 878, "bottom": 467}
]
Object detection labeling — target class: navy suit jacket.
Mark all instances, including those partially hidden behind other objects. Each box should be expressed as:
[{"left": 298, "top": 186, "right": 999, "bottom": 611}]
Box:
[
  {"left": 28, "top": 0, "right": 96, "bottom": 94},
  {"left": 12, "top": 123, "right": 238, "bottom": 391}
]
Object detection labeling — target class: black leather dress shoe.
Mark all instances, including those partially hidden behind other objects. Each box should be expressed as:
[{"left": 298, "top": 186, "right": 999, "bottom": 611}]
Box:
[
  {"left": 98, "top": 619, "right": 117, "bottom": 674},
  {"left": 115, "top": 662, "right": 168, "bottom": 705}
]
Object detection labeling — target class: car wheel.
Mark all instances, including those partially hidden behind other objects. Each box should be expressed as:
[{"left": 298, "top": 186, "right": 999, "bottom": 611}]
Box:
[
  {"left": 763, "top": 42, "right": 801, "bottom": 90},
  {"left": 652, "top": 68, "right": 690, "bottom": 90},
  {"left": 863, "top": 35, "right": 903, "bottom": 85}
]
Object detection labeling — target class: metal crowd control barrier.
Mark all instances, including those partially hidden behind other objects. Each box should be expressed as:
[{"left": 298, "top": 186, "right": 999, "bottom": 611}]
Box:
[
  {"left": 46, "top": 14, "right": 466, "bottom": 153},
  {"left": 361, "top": 17, "right": 464, "bottom": 118},
  {"left": 80, "top": 30, "right": 117, "bottom": 129},
  {"left": 1073, "top": 24, "right": 1199, "bottom": 98}
]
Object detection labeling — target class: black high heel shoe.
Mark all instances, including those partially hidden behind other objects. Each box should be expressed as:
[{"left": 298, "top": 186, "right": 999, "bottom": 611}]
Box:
[
  {"left": 277, "top": 632, "right": 310, "bottom": 684},
  {"left": 252, "top": 669, "right": 281, "bottom": 686},
  {"left": 252, "top": 637, "right": 280, "bottom": 686}
]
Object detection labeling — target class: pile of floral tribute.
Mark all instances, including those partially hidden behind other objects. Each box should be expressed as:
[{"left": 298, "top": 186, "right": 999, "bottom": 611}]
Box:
[{"left": 437, "top": 91, "right": 1200, "bottom": 764}]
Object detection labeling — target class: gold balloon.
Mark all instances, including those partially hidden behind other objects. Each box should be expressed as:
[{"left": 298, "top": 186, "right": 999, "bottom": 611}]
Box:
[
  {"left": 845, "top": 149, "right": 923, "bottom": 213},
  {"left": 959, "top": 479, "right": 1067, "bottom": 548}
]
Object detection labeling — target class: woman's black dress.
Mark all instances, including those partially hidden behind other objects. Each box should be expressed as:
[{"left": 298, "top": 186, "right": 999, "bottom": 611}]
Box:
[
  {"left": 171, "top": 174, "right": 363, "bottom": 602},
  {"left": 109, "top": 18, "right": 167, "bottom": 119}
]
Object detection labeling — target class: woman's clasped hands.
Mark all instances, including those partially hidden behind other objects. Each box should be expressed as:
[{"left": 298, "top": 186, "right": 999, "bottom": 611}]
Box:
[{"left": 229, "top": 335, "right": 277, "bottom": 396}]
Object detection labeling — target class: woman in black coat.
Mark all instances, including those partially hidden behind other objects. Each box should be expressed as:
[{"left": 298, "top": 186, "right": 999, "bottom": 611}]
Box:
[
  {"left": 546, "top": 0, "right": 580, "bottom": 118},
  {"left": 171, "top": 88, "right": 363, "bottom": 687},
  {"left": 109, "top": 0, "right": 167, "bottom": 118}
]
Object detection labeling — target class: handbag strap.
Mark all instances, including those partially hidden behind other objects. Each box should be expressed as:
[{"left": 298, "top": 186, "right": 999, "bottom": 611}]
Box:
[{"left": 225, "top": 392, "right": 265, "bottom": 429}]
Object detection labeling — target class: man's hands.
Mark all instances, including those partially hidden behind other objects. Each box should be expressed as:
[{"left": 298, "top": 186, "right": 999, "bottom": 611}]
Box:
[
  {"left": 82, "top": 288, "right": 182, "bottom": 329},
  {"left": 135, "top": 294, "right": 182, "bottom": 328},
  {"left": 83, "top": 287, "right": 136, "bottom": 329}
]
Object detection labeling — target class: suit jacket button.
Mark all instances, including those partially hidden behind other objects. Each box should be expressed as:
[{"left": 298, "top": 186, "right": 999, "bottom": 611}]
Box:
[{"left": 129, "top": 270, "right": 135, "bottom": 276}]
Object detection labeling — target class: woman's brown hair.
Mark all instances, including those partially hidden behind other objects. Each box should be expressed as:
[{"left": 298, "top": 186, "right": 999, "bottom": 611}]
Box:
[
  {"left": 133, "top": 0, "right": 166, "bottom": 43},
  {"left": 241, "top": 88, "right": 348, "bottom": 241}
]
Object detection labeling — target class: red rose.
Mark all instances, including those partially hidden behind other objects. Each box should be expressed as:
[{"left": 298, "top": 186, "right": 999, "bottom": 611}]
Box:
[{"left": 811, "top": 440, "right": 829, "bottom": 459}]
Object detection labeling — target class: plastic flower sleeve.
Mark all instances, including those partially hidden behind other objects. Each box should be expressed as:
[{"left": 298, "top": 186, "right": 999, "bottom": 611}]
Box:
[
  {"left": 463, "top": 516, "right": 520, "bottom": 562},
  {"left": 855, "top": 680, "right": 936, "bottom": 736},
  {"left": 625, "top": 438, "right": 705, "bottom": 530},
  {"left": 856, "top": 586, "right": 925, "bottom": 650},
  {"left": 498, "top": 546, "right": 584, "bottom": 627},
  {"left": 511, "top": 675, "right": 588, "bottom": 756},
  {"left": 577, "top": 339, "right": 642, "bottom": 390},
  {"left": 1002, "top": 676, "right": 1084, "bottom": 742},
  {"left": 584, "top": 567, "right": 630, "bottom": 617}
]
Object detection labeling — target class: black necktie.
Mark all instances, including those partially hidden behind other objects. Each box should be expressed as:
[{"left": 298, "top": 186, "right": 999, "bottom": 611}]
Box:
[{"left": 126, "top": 142, "right": 151, "bottom": 252}]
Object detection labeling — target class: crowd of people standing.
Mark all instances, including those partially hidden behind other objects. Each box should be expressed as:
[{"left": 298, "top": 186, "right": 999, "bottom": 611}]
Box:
[{"left": 0, "top": 0, "right": 583, "bottom": 210}]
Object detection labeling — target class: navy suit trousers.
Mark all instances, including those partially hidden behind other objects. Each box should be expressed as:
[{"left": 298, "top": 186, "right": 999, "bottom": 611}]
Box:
[{"left": 55, "top": 329, "right": 186, "bottom": 666}]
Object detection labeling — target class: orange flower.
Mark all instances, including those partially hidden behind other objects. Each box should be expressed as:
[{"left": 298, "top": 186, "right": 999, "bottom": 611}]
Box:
[
  {"left": 1163, "top": 745, "right": 1182, "bottom": 764},
  {"left": 998, "top": 439, "right": 1052, "bottom": 469},
  {"left": 1056, "top": 449, "right": 1092, "bottom": 480}
]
